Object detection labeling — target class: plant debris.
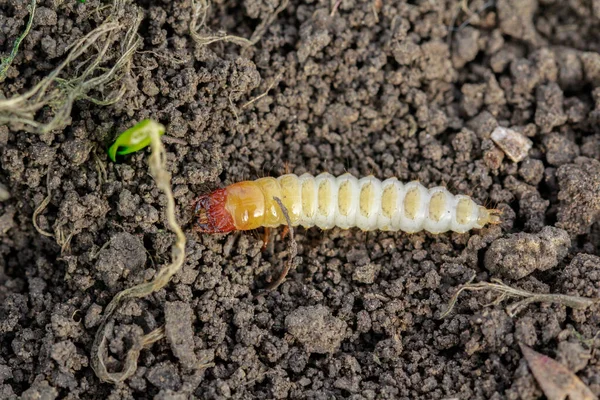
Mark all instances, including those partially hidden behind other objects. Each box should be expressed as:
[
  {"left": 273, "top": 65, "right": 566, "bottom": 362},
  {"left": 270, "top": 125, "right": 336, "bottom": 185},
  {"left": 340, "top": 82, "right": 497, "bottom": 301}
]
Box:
[
  {"left": 520, "top": 343, "right": 597, "bottom": 400},
  {"left": 0, "top": 0, "right": 36, "bottom": 82},
  {"left": 441, "top": 277, "right": 599, "bottom": 318},
  {"left": 189, "top": 0, "right": 288, "bottom": 48},
  {"left": 91, "top": 120, "right": 188, "bottom": 384},
  {"left": 0, "top": 0, "right": 141, "bottom": 133}
]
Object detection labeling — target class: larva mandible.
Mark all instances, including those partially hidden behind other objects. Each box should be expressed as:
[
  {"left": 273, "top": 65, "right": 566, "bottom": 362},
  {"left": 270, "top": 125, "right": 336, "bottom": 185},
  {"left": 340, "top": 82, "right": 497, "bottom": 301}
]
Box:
[{"left": 192, "top": 173, "right": 501, "bottom": 234}]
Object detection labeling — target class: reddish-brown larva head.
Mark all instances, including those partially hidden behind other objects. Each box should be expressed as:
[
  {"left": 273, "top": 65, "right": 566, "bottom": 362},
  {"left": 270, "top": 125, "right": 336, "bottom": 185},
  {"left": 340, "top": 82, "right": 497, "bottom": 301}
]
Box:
[{"left": 192, "top": 189, "right": 236, "bottom": 233}]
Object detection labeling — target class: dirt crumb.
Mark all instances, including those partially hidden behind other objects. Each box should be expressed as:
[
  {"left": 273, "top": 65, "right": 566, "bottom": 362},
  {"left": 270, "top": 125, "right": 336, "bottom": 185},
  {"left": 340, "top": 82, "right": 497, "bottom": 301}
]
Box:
[
  {"left": 461, "top": 83, "right": 487, "bottom": 117},
  {"left": 35, "top": 7, "right": 57, "bottom": 27},
  {"left": 543, "top": 133, "right": 580, "bottom": 167},
  {"left": 581, "top": 133, "right": 600, "bottom": 160},
  {"left": 285, "top": 305, "right": 346, "bottom": 354},
  {"left": 581, "top": 51, "right": 600, "bottom": 86},
  {"left": 560, "top": 253, "right": 600, "bottom": 335},
  {"left": 556, "top": 341, "right": 590, "bottom": 373},
  {"left": 519, "top": 159, "right": 545, "bottom": 185},
  {"left": 535, "top": 82, "right": 567, "bottom": 134},
  {"left": 556, "top": 157, "right": 600, "bottom": 235},
  {"left": 560, "top": 254, "right": 600, "bottom": 298},
  {"left": 0, "top": 208, "right": 15, "bottom": 236},
  {"left": 452, "top": 26, "right": 480, "bottom": 68},
  {"left": 556, "top": 48, "right": 584, "bottom": 90},
  {"left": 21, "top": 380, "right": 58, "bottom": 400},
  {"left": 352, "top": 263, "right": 380, "bottom": 284},
  {"left": 153, "top": 389, "right": 188, "bottom": 400},
  {"left": 0, "top": 365, "right": 12, "bottom": 384},
  {"left": 519, "top": 190, "right": 549, "bottom": 232},
  {"left": 146, "top": 362, "right": 182, "bottom": 391},
  {"left": 95, "top": 232, "right": 147, "bottom": 288},
  {"left": 164, "top": 301, "right": 197, "bottom": 369},
  {"left": 60, "top": 140, "right": 91, "bottom": 166},
  {"left": 497, "top": 0, "right": 541, "bottom": 46},
  {"left": 484, "top": 226, "right": 570, "bottom": 279}
]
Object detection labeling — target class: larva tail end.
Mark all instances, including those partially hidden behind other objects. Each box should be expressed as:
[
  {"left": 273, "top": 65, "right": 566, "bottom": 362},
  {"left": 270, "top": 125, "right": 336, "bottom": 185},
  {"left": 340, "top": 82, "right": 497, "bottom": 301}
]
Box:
[
  {"left": 192, "top": 189, "right": 236, "bottom": 233},
  {"left": 487, "top": 208, "right": 503, "bottom": 225},
  {"left": 477, "top": 206, "right": 503, "bottom": 227}
]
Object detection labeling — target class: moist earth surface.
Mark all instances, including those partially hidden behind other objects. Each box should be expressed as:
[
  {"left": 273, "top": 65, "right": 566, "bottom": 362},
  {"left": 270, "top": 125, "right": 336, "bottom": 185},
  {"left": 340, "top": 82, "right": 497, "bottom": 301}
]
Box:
[{"left": 1, "top": 0, "right": 599, "bottom": 399}]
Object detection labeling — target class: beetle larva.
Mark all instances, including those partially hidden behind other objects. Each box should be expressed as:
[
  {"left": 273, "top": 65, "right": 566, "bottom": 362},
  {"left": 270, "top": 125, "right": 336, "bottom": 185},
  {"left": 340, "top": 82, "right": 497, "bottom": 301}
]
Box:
[{"left": 192, "top": 173, "right": 501, "bottom": 234}]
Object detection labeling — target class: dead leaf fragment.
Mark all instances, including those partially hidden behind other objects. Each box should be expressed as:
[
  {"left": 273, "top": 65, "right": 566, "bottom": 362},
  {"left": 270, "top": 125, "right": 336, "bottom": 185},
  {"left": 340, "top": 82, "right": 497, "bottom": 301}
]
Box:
[{"left": 519, "top": 343, "right": 597, "bottom": 400}]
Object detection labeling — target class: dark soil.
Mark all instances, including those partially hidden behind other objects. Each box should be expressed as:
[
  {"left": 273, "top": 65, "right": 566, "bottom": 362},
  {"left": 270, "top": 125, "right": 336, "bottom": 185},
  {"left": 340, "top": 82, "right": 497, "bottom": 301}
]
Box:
[{"left": 1, "top": 0, "right": 600, "bottom": 399}]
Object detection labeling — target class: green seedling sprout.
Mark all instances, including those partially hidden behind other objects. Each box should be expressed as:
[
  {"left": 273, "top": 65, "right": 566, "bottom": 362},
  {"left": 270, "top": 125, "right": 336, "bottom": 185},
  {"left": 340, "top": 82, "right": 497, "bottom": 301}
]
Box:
[{"left": 107, "top": 119, "right": 165, "bottom": 161}]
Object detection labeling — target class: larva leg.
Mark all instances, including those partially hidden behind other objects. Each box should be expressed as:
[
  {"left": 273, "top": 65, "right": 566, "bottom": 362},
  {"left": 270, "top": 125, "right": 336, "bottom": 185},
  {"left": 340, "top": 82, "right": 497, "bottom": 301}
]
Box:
[
  {"left": 261, "top": 227, "right": 271, "bottom": 252},
  {"left": 283, "top": 161, "right": 291, "bottom": 175}
]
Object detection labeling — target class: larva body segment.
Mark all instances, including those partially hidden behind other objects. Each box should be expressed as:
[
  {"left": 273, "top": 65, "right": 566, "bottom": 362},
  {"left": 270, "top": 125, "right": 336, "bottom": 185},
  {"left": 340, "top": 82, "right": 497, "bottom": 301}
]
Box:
[{"left": 193, "top": 173, "right": 501, "bottom": 234}]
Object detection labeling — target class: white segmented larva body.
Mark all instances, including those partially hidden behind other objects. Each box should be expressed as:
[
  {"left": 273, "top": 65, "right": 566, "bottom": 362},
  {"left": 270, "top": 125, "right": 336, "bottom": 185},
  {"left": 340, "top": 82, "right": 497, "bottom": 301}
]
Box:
[{"left": 266, "top": 172, "right": 498, "bottom": 234}]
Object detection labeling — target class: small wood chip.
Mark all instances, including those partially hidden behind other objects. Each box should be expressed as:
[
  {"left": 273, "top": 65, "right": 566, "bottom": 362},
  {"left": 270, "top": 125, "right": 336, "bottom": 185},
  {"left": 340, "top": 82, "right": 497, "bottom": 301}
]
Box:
[{"left": 491, "top": 126, "right": 532, "bottom": 162}]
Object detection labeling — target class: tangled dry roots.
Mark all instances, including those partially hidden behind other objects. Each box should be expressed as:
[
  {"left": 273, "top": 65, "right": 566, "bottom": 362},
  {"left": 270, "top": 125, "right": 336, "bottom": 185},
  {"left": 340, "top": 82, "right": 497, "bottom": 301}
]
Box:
[
  {"left": 0, "top": 0, "right": 141, "bottom": 133},
  {"left": 189, "top": 0, "right": 288, "bottom": 48}
]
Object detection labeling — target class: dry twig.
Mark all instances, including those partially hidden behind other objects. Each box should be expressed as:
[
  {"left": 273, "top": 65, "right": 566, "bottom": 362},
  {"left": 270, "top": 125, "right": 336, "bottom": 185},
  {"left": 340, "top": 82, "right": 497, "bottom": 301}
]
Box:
[
  {"left": 32, "top": 166, "right": 75, "bottom": 254},
  {"left": 441, "top": 277, "right": 599, "bottom": 318}
]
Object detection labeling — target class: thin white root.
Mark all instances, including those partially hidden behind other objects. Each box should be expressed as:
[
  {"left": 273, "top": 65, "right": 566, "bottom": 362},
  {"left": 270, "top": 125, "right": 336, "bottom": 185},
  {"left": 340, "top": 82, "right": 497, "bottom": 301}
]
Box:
[
  {"left": 91, "top": 121, "right": 187, "bottom": 384},
  {"left": 189, "top": 0, "right": 288, "bottom": 48}
]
